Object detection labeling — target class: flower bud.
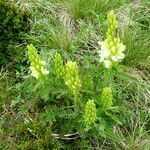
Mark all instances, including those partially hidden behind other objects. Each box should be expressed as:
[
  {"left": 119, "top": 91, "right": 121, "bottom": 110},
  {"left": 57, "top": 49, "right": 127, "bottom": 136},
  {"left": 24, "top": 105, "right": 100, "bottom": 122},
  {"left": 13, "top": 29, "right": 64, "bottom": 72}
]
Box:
[
  {"left": 101, "top": 87, "right": 113, "bottom": 110},
  {"left": 84, "top": 99, "right": 97, "bottom": 125},
  {"left": 65, "top": 61, "right": 81, "bottom": 95},
  {"left": 53, "top": 53, "right": 65, "bottom": 78}
]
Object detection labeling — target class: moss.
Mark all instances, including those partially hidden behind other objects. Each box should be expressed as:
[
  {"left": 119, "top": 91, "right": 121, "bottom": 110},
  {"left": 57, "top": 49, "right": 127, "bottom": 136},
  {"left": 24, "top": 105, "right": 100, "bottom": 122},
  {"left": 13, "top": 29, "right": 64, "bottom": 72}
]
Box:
[{"left": 0, "top": 0, "right": 30, "bottom": 69}]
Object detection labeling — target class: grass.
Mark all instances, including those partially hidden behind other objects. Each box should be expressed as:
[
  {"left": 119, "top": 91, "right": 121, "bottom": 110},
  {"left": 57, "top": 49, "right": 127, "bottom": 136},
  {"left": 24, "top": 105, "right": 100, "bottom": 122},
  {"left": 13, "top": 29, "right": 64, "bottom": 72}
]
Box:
[
  {"left": 0, "top": 0, "right": 150, "bottom": 149},
  {"left": 117, "top": 3, "right": 150, "bottom": 67}
]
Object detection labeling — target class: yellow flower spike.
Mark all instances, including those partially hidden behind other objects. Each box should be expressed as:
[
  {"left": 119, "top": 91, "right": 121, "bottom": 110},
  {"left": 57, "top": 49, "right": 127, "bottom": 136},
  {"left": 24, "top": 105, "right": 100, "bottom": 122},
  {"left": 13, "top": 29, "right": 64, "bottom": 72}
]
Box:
[
  {"left": 27, "top": 44, "right": 40, "bottom": 61},
  {"left": 65, "top": 61, "right": 82, "bottom": 111},
  {"left": 53, "top": 53, "right": 65, "bottom": 78},
  {"left": 98, "top": 10, "right": 126, "bottom": 69},
  {"left": 84, "top": 99, "right": 97, "bottom": 125},
  {"left": 65, "top": 61, "right": 81, "bottom": 95},
  {"left": 27, "top": 44, "right": 49, "bottom": 79},
  {"left": 101, "top": 87, "right": 113, "bottom": 110}
]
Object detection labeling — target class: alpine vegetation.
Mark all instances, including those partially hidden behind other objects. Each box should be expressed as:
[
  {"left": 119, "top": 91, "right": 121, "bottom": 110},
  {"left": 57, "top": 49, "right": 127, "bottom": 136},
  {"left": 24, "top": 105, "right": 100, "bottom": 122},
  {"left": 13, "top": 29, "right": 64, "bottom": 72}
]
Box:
[{"left": 1, "top": 1, "right": 149, "bottom": 149}]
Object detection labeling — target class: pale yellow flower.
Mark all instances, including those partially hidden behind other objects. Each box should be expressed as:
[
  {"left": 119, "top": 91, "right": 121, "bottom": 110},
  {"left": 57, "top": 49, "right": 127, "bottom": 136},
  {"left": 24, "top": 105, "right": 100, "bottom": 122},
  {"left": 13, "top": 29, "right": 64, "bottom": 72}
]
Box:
[
  {"left": 27, "top": 44, "right": 49, "bottom": 79},
  {"left": 98, "top": 10, "right": 126, "bottom": 69}
]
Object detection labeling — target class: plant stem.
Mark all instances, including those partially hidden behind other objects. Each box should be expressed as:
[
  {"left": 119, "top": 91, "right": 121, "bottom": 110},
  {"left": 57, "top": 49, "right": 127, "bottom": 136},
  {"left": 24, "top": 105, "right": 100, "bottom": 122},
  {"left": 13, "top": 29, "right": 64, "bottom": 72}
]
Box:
[
  {"left": 103, "top": 68, "right": 113, "bottom": 88},
  {"left": 74, "top": 93, "right": 78, "bottom": 112}
]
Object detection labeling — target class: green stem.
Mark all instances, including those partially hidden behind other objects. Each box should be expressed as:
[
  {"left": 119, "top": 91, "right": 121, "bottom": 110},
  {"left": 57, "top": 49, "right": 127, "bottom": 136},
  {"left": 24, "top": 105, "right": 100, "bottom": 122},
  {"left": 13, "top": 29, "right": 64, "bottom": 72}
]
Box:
[
  {"left": 74, "top": 93, "right": 78, "bottom": 112},
  {"left": 103, "top": 68, "right": 113, "bottom": 88}
]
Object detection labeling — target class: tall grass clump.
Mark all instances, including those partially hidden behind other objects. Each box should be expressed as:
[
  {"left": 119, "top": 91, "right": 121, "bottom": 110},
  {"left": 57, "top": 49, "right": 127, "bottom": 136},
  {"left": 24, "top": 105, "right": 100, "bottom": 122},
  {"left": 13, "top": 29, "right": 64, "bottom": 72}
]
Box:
[{"left": 117, "top": 2, "right": 150, "bottom": 68}]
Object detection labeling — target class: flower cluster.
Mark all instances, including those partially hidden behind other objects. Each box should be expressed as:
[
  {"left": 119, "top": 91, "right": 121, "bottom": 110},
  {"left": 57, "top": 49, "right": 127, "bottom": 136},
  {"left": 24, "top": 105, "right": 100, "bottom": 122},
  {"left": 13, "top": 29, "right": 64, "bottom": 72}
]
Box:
[
  {"left": 98, "top": 10, "right": 126, "bottom": 69},
  {"left": 65, "top": 61, "right": 81, "bottom": 95},
  {"left": 27, "top": 44, "right": 49, "bottom": 79},
  {"left": 84, "top": 99, "right": 96, "bottom": 125},
  {"left": 101, "top": 87, "right": 113, "bottom": 110},
  {"left": 53, "top": 53, "right": 65, "bottom": 78}
]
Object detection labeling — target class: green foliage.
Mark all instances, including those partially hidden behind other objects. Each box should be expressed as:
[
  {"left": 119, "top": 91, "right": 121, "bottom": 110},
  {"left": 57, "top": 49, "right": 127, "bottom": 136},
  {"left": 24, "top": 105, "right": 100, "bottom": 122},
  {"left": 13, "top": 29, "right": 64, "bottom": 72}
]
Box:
[
  {"left": 81, "top": 74, "right": 94, "bottom": 92},
  {"left": 0, "top": 0, "right": 29, "bottom": 69}
]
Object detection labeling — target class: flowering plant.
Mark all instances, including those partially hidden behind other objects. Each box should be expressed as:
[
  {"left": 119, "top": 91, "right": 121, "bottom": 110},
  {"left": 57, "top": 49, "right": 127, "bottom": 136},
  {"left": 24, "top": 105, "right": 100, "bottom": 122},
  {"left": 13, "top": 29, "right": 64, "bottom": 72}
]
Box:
[
  {"left": 98, "top": 10, "right": 126, "bottom": 69},
  {"left": 25, "top": 10, "right": 124, "bottom": 140},
  {"left": 65, "top": 61, "right": 82, "bottom": 110},
  {"left": 27, "top": 44, "right": 49, "bottom": 79}
]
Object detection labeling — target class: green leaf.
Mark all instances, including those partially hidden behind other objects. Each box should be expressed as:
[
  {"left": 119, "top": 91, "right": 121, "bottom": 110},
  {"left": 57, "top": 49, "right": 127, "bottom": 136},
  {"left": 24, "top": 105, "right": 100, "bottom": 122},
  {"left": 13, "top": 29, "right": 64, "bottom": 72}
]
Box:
[
  {"left": 44, "top": 110, "right": 56, "bottom": 123},
  {"left": 105, "top": 111, "right": 122, "bottom": 125}
]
